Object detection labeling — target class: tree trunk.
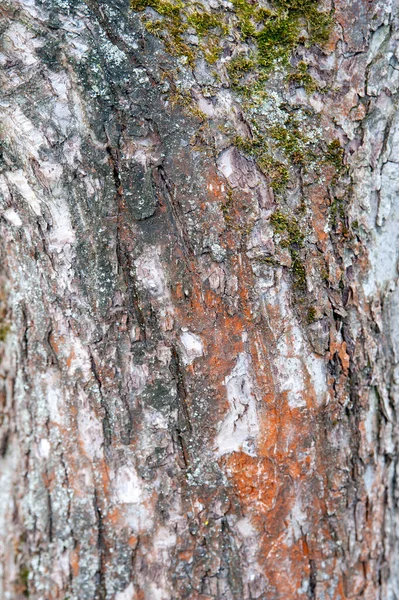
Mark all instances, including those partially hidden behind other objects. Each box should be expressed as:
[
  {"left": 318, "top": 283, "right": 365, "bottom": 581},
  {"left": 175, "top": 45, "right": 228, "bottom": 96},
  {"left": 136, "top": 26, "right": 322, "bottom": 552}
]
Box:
[{"left": 0, "top": 0, "right": 398, "bottom": 598}]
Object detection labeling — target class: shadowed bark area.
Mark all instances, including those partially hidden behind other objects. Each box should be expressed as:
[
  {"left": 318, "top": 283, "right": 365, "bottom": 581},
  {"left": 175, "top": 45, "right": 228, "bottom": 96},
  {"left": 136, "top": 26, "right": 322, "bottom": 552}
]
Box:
[{"left": 0, "top": 0, "right": 398, "bottom": 598}]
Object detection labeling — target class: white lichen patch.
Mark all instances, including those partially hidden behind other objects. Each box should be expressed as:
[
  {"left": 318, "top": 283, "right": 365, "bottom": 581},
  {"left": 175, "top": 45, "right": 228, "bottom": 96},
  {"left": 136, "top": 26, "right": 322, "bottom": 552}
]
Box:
[
  {"left": 64, "top": 335, "right": 92, "bottom": 379},
  {"left": 179, "top": 329, "right": 203, "bottom": 365},
  {"left": 135, "top": 247, "right": 169, "bottom": 300},
  {"left": 48, "top": 72, "right": 74, "bottom": 136},
  {"left": 130, "top": 362, "right": 150, "bottom": 393},
  {"left": 48, "top": 197, "right": 76, "bottom": 254},
  {"left": 113, "top": 464, "right": 143, "bottom": 505},
  {"left": 216, "top": 352, "right": 259, "bottom": 457},
  {"left": 379, "top": 161, "right": 399, "bottom": 224},
  {"left": 2, "top": 107, "right": 48, "bottom": 159},
  {"left": 236, "top": 516, "right": 257, "bottom": 539},
  {"left": 2, "top": 208, "right": 22, "bottom": 227},
  {"left": 261, "top": 281, "right": 327, "bottom": 408},
  {"left": 217, "top": 147, "right": 235, "bottom": 180},
  {"left": 247, "top": 215, "right": 275, "bottom": 257},
  {"left": 112, "top": 463, "right": 152, "bottom": 532},
  {"left": 278, "top": 340, "right": 306, "bottom": 408},
  {"left": 2, "top": 22, "right": 42, "bottom": 67},
  {"left": 38, "top": 438, "right": 51, "bottom": 459},
  {"left": 115, "top": 582, "right": 135, "bottom": 600},
  {"left": 276, "top": 324, "right": 327, "bottom": 408},
  {"left": 284, "top": 496, "right": 308, "bottom": 546},
  {"left": 305, "top": 351, "right": 328, "bottom": 406},
  {"left": 77, "top": 395, "right": 104, "bottom": 461},
  {"left": 5, "top": 170, "right": 41, "bottom": 216},
  {"left": 45, "top": 374, "right": 64, "bottom": 426}
]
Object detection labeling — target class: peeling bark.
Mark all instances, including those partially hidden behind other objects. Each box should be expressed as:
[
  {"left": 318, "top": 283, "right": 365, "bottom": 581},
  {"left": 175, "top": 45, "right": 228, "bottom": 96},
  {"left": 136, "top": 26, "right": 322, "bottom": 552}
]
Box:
[{"left": 0, "top": 0, "right": 398, "bottom": 599}]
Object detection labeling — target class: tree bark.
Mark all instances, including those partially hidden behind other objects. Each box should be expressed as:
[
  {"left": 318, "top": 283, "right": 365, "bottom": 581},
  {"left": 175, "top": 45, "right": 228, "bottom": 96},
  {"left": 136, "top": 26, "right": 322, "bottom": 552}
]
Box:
[{"left": 0, "top": 0, "right": 398, "bottom": 598}]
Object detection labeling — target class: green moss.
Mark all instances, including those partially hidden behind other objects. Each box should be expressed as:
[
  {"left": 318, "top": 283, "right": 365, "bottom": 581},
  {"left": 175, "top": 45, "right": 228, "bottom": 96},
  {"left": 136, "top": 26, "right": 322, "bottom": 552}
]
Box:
[
  {"left": 269, "top": 123, "right": 306, "bottom": 164},
  {"left": 130, "top": 0, "right": 182, "bottom": 17},
  {"left": 226, "top": 54, "right": 256, "bottom": 90},
  {"left": 304, "top": 5, "right": 333, "bottom": 45},
  {"left": 325, "top": 139, "right": 344, "bottom": 169},
  {"left": 203, "top": 39, "right": 223, "bottom": 64},
  {"left": 19, "top": 566, "right": 29, "bottom": 597},
  {"left": 0, "top": 323, "right": 9, "bottom": 342},
  {"left": 270, "top": 211, "right": 307, "bottom": 289},
  {"left": 231, "top": 0, "right": 257, "bottom": 38},
  {"left": 329, "top": 195, "right": 350, "bottom": 237},
  {"left": 291, "top": 251, "right": 307, "bottom": 290},
  {"left": 164, "top": 34, "right": 195, "bottom": 65},
  {"left": 320, "top": 267, "right": 329, "bottom": 281},
  {"left": 221, "top": 188, "right": 234, "bottom": 223},
  {"left": 270, "top": 210, "right": 304, "bottom": 246},
  {"left": 288, "top": 61, "right": 317, "bottom": 94},
  {"left": 256, "top": 15, "right": 299, "bottom": 70},
  {"left": 256, "top": 256, "right": 278, "bottom": 265},
  {"left": 307, "top": 306, "right": 317, "bottom": 323},
  {"left": 170, "top": 89, "right": 206, "bottom": 121},
  {"left": 187, "top": 10, "right": 223, "bottom": 34},
  {"left": 130, "top": 0, "right": 195, "bottom": 65},
  {"left": 131, "top": 0, "right": 333, "bottom": 93},
  {"left": 255, "top": 8, "right": 275, "bottom": 23},
  {"left": 233, "top": 133, "right": 262, "bottom": 156},
  {"left": 143, "top": 18, "right": 164, "bottom": 35},
  {"left": 273, "top": 0, "right": 333, "bottom": 45},
  {"left": 233, "top": 134, "right": 291, "bottom": 191},
  {"left": 258, "top": 155, "right": 289, "bottom": 190},
  {"left": 255, "top": 0, "right": 332, "bottom": 79}
]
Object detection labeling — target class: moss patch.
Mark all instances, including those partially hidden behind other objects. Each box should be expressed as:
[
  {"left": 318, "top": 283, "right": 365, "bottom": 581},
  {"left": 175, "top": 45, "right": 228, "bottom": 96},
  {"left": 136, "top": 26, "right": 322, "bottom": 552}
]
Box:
[
  {"left": 0, "top": 323, "right": 9, "bottom": 342},
  {"left": 130, "top": 0, "right": 333, "bottom": 84},
  {"left": 325, "top": 139, "right": 344, "bottom": 170},
  {"left": 270, "top": 210, "right": 307, "bottom": 289},
  {"left": 187, "top": 10, "right": 222, "bottom": 34},
  {"left": 307, "top": 306, "right": 317, "bottom": 323},
  {"left": 287, "top": 61, "right": 317, "bottom": 93},
  {"left": 18, "top": 566, "right": 29, "bottom": 597},
  {"left": 270, "top": 210, "right": 304, "bottom": 247}
]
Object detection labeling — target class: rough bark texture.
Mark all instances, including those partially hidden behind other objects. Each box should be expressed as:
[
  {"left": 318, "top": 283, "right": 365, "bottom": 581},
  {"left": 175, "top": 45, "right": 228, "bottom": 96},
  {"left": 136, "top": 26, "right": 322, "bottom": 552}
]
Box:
[{"left": 0, "top": 0, "right": 398, "bottom": 598}]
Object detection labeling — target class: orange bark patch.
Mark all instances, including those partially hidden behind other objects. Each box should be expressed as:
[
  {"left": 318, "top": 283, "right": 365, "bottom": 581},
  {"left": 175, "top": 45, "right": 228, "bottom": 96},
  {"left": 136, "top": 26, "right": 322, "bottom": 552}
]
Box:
[
  {"left": 224, "top": 451, "right": 278, "bottom": 514},
  {"left": 70, "top": 548, "right": 80, "bottom": 578},
  {"left": 338, "top": 341, "right": 350, "bottom": 375}
]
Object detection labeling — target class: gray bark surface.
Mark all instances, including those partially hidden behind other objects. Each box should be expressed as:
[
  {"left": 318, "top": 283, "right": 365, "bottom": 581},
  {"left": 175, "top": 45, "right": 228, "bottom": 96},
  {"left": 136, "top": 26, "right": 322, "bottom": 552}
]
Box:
[{"left": 0, "top": 0, "right": 398, "bottom": 599}]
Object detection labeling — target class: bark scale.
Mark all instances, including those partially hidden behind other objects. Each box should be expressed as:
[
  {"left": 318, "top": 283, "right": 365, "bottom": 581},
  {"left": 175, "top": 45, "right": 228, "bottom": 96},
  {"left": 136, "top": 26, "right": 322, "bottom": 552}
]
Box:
[{"left": 0, "top": 0, "right": 398, "bottom": 599}]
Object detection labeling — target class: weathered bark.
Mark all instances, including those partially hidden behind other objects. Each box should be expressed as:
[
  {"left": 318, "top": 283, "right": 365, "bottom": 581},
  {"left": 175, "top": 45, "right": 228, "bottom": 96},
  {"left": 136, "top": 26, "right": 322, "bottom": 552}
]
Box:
[{"left": 0, "top": 0, "right": 398, "bottom": 598}]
